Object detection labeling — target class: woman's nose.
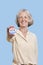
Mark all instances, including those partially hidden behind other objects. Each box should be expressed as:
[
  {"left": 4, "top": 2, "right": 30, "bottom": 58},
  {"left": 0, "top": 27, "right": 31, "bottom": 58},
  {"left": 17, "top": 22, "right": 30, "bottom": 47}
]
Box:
[{"left": 22, "top": 17, "right": 25, "bottom": 21}]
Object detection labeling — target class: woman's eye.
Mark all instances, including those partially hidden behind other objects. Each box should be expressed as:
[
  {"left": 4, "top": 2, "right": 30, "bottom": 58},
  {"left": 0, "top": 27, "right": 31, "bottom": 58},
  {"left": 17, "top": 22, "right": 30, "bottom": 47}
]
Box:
[
  {"left": 24, "top": 16, "right": 27, "bottom": 18},
  {"left": 25, "top": 16, "right": 29, "bottom": 19}
]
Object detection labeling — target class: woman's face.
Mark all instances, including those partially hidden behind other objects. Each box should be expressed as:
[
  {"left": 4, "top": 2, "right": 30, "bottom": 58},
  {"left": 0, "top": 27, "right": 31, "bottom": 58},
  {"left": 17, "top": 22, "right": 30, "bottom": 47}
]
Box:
[{"left": 18, "top": 12, "right": 29, "bottom": 28}]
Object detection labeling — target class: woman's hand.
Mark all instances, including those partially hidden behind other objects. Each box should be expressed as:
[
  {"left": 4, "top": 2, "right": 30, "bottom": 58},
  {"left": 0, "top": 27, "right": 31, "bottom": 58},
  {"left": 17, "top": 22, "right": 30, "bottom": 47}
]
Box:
[
  {"left": 7, "top": 26, "right": 15, "bottom": 41},
  {"left": 8, "top": 26, "right": 15, "bottom": 31}
]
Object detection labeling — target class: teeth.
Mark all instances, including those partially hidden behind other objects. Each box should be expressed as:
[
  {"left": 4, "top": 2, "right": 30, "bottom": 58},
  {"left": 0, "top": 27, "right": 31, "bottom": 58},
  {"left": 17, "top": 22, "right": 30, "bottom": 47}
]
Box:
[
  {"left": 22, "top": 21, "right": 25, "bottom": 23},
  {"left": 22, "top": 21, "right": 25, "bottom": 22}
]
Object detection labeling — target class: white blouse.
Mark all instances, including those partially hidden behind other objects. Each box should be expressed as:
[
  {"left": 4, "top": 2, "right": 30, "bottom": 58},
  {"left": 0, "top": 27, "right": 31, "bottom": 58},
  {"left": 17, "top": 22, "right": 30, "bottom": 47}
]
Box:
[{"left": 9, "top": 30, "right": 38, "bottom": 65}]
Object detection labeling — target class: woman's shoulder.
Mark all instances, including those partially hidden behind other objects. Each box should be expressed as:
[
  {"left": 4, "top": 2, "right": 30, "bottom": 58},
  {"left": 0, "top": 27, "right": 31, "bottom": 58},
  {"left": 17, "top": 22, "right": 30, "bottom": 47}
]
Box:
[{"left": 28, "top": 30, "right": 37, "bottom": 38}]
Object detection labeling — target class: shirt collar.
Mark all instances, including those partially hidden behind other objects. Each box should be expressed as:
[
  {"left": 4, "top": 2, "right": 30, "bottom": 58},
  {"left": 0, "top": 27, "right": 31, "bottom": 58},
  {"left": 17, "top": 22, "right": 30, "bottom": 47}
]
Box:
[{"left": 16, "top": 29, "right": 30, "bottom": 42}]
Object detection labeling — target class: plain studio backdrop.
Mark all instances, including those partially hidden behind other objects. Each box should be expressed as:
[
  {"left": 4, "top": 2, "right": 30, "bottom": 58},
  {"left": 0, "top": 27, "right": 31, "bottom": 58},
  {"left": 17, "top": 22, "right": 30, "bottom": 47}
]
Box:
[{"left": 0, "top": 0, "right": 43, "bottom": 65}]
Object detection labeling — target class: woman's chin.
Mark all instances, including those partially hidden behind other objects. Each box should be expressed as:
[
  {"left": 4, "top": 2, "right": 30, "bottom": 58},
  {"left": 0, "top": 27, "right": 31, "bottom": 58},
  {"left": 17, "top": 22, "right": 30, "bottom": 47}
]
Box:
[{"left": 20, "top": 25, "right": 27, "bottom": 28}]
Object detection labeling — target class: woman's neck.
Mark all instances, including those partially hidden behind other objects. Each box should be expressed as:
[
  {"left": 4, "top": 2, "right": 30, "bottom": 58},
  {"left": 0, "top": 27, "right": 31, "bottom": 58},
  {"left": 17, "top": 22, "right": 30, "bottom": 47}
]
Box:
[{"left": 19, "top": 27, "right": 28, "bottom": 37}]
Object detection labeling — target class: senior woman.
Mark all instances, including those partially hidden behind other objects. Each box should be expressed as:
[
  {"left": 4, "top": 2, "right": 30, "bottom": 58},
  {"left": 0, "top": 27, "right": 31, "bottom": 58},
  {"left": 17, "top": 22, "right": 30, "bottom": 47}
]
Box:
[{"left": 7, "top": 9, "right": 38, "bottom": 65}]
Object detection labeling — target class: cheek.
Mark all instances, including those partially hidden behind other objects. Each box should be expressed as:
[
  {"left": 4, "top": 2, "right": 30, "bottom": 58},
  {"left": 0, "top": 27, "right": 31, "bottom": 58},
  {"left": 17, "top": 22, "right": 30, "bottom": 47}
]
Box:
[
  {"left": 25, "top": 20, "right": 29, "bottom": 25},
  {"left": 26, "top": 19, "right": 29, "bottom": 24},
  {"left": 26, "top": 22, "right": 29, "bottom": 26}
]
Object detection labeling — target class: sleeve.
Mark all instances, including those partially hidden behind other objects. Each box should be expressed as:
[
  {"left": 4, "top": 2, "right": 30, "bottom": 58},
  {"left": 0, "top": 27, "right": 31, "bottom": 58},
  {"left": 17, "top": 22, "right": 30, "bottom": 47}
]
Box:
[
  {"left": 10, "top": 35, "right": 16, "bottom": 43},
  {"left": 34, "top": 35, "right": 38, "bottom": 65},
  {"left": 7, "top": 35, "right": 16, "bottom": 43}
]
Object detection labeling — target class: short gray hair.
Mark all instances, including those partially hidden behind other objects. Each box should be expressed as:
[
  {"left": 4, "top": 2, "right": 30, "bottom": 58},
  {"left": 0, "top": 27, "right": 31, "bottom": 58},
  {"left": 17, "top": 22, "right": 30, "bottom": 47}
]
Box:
[{"left": 16, "top": 9, "right": 33, "bottom": 27}]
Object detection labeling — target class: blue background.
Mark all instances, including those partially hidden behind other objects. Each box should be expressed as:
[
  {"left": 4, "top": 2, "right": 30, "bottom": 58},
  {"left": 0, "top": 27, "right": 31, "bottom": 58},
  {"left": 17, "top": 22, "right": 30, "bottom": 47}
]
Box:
[{"left": 0, "top": 0, "right": 43, "bottom": 65}]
